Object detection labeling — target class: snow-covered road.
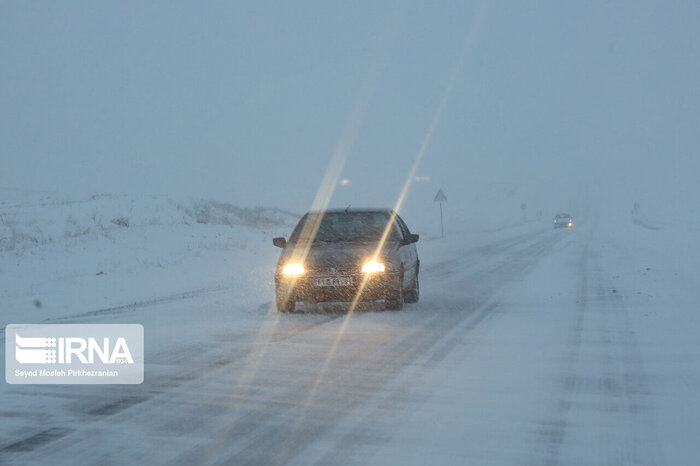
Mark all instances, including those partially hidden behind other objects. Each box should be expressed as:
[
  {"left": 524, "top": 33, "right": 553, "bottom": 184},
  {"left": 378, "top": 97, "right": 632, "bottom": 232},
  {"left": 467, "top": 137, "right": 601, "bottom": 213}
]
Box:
[{"left": 1, "top": 208, "right": 697, "bottom": 464}]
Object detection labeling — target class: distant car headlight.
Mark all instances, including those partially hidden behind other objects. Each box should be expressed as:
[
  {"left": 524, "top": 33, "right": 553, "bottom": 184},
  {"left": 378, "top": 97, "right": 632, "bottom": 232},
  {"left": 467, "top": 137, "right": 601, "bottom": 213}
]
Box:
[
  {"left": 361, "top": 260, "right": 385, "bottom": 273},
  {"left": 282, "top": 263, "right": 305, "bottom": 275}
]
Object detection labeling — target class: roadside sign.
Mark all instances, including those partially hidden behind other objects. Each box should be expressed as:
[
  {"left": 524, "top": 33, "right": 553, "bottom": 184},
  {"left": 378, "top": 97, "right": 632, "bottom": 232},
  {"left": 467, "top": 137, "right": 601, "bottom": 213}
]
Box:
[
  {"left": 434, "top": 189, "right": 447, "bottom": 238},
  {"left": 434, "top": 189, "right": 447, "bottom": 202}
]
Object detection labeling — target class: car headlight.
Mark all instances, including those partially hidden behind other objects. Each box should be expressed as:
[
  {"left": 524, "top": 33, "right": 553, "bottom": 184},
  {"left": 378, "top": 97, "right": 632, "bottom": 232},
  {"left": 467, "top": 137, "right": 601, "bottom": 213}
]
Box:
[
  {"left": 361, "top": 260, "right": 385, "bottom": 273},
  {"left": 282, "top": 263, "right": 305, "bottom": 275}
]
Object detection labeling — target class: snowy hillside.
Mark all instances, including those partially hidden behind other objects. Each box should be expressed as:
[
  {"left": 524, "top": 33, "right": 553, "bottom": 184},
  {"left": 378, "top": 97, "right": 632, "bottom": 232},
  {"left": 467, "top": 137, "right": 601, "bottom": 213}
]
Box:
[{"left": 0, "top": 192, "right": 298, "bottom": 326}]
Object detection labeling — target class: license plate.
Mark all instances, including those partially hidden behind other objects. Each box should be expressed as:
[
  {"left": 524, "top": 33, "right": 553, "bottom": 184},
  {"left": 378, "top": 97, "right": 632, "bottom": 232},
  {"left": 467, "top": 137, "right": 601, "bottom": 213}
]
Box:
[{"left": 313, "top": 277, "right": 353, "bottom": 287}]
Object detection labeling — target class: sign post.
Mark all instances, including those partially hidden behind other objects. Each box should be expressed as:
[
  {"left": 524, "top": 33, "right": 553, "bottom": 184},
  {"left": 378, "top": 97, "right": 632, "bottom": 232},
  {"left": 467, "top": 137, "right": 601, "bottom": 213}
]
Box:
[{"left": 434, "top": 189, "right": 447, "bottom": 238}]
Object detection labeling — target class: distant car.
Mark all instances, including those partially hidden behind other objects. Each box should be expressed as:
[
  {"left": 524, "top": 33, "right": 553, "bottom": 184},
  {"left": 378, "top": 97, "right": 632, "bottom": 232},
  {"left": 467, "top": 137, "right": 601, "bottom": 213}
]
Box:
[
  {"left": 553, "top": 213, "right": 573, "bottom": 229},
  {"left": 272, "top": 209, "right": 420, "bottom": 312}
]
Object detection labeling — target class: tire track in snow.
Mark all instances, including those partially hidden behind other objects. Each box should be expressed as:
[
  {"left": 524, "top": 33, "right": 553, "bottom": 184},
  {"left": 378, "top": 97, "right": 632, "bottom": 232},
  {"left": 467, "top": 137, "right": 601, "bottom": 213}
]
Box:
[{"left": 534, "top": 232, "right": 663, "bottom": 465}]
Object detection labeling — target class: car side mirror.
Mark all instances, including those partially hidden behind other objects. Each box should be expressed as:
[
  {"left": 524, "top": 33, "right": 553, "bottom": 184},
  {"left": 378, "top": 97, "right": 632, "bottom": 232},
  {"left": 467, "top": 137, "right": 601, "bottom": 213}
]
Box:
[
  {"left": 273, "top": 237, "right": 287, "bottom": 248},
  {"left": 401, "top": 233, "right": 419, "bottom": 245}
]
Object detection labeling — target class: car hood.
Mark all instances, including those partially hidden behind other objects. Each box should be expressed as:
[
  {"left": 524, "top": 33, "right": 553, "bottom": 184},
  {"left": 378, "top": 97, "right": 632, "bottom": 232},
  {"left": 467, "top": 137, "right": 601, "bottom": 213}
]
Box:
[{"left": 279, "top": 241, "right": 398, "bottom": 270}]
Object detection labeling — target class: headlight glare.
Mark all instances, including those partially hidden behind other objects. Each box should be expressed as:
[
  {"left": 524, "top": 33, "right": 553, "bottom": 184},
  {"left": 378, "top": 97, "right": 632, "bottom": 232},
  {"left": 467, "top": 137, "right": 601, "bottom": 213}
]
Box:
[
  {"left": 361, "top": 260, "right": 385, "bottom": 273},
  {"left": 282, "top": 263, "right": 305, "bottom": 275}
]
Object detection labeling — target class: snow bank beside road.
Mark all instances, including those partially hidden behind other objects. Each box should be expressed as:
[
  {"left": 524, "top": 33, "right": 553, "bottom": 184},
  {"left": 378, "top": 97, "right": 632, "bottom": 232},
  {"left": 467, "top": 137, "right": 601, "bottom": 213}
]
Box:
[
  {"left": 0, "top": 193, "right": 297, "bottom": 253},
  {"left": 0, "top": 193, "right": 298, "bottom": 326}
]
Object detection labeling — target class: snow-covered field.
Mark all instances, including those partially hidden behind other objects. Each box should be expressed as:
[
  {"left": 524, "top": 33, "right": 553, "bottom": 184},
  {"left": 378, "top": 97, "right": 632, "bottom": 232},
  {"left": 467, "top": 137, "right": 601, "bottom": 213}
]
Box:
[
  {"left": 1, "top": 192, "right": 699, "bottom": 464},
  {"left": 0, "top": 192, "right": 297, "bottom": 325}
]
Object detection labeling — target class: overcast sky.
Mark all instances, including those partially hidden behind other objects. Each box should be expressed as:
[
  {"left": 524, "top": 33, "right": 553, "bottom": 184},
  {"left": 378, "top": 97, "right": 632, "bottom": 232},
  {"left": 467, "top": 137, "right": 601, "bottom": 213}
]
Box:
[{"left": 2, "top": 1, "right": 698, "bottom": 219}]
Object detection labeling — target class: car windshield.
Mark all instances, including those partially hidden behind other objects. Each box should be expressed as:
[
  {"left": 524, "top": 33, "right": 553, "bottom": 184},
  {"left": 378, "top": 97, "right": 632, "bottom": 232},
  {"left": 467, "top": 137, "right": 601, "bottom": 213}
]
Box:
[
  {"left": 289, "top": 212, "right": 399, "bottom": 243},
  {"left": 556, "top": 213, "right": 571, "bottom": 219}
]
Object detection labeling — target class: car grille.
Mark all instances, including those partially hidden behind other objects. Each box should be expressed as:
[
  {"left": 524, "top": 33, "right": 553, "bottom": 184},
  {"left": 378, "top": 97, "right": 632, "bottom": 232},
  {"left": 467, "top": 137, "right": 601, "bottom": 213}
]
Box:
[{"left": 305, "top": 264, "right": 361, "bottom": 275}]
